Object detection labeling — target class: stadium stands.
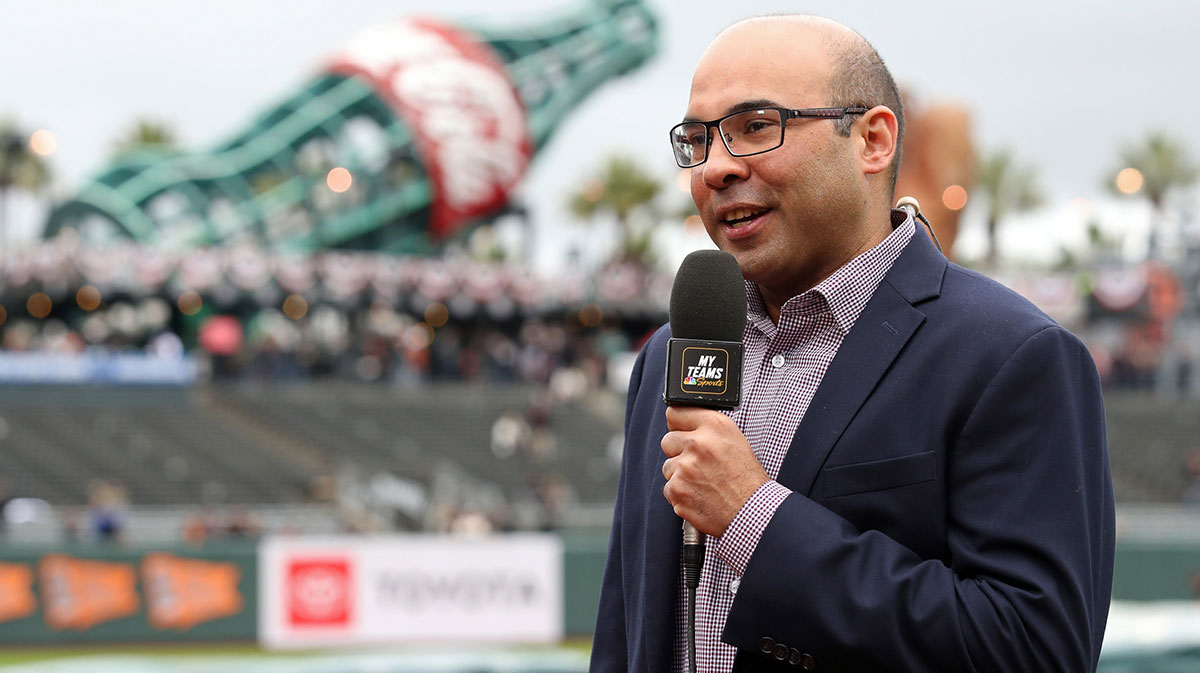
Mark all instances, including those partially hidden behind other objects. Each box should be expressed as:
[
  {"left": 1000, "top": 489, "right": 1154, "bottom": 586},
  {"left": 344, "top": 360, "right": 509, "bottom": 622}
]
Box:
[
  {"left": 1, "top": 384, "right": 1196, "bottom": 543},
  {"left": 0, "top": 382, "right": 625, "bottom": 533},
  {"left": 212, "top": 382, "right": 625, "bottom": 519},
  {"left": 1103, "top": 391, "right": 1200, "bottom": 502},
  {"left": 0, "top": 386, "right": 314, "bottom": 506}
]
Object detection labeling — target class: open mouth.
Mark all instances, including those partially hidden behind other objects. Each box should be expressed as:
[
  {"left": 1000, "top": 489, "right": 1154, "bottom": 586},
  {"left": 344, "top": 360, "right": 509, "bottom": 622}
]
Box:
[{"left": 722, "top": 208, "right": 769, "bottom": 226}]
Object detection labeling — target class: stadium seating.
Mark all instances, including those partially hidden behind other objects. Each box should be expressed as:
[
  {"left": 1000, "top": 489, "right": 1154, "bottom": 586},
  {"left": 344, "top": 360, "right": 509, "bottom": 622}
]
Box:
[
  {"left": 214, "top": 382, "right": 625, "bottom": 511},
  {"left": 1102, "top": 391, "right": 1200, "bottom": 502},
  {"left": 0, "top": 382, "right": 626, "bottom": 519},
  {"left": 0, "top": 385, "right": 314, "bottom": 505},
  {"left": 0, "top": 385, "right": 1194, "bottom": 525}
]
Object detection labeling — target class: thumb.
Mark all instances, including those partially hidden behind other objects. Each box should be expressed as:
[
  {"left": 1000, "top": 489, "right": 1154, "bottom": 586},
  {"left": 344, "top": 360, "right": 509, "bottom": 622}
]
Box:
[{"left": 665, "top": 404, "right": 702, "bottom": 432}]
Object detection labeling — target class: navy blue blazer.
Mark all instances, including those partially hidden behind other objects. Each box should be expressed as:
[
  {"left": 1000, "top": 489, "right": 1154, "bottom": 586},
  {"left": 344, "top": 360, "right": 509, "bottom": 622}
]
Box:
[{"left": 590, "top": 227, "right": 1115, "bottom": 672}]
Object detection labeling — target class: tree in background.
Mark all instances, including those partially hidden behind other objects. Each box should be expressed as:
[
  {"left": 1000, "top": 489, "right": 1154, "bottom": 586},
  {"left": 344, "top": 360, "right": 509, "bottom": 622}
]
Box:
[
  {"left": 111, "top": 119, "right": 178, "bottom": 156},
  {"left": 568, "top": 155, "right": 662, "bottom": 266},
  {"left": 1108, "top": 132, "right": 1198, "bottom": 259},
  {"left": 0, "top": 121, "right": 52, "bottom": 249},
  {"left": 975, "top": 149, "right": 1043, "bottom": 267}
]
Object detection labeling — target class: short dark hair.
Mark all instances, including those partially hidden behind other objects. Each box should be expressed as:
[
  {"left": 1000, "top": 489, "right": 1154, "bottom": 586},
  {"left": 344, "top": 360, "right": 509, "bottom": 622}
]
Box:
[{"left": 826, "top": 32, "right": 905, "bottom": 197}]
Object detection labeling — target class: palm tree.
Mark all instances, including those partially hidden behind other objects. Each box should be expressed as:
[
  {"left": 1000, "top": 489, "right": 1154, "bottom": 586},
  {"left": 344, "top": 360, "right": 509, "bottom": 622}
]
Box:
[
  {"left": 1108, "top": 132, "right": 1198, "bottom": 258},
  {"left": 975, "top": 149, "right": 1043, "bottom": 267},
  {"left": 0, "top": 121, "right": 52, "bottom": 249},
  {"left": 111, "top": 119, "right": 178, "bottom": 156},
  {"left": 568, "top": 155, "right": 662, "bottom": 265}
]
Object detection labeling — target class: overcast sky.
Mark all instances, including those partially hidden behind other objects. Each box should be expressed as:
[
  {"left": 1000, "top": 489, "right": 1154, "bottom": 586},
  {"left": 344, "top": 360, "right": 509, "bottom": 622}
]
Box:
[{"left": 2, "top": 0, "right": 1197, "bottom": 269}]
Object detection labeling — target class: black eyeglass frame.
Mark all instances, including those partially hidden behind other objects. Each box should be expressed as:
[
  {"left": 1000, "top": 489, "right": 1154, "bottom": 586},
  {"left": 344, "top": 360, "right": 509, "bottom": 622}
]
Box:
[{"left": 669, "top": 105, "right": 870, "bottom": 168}]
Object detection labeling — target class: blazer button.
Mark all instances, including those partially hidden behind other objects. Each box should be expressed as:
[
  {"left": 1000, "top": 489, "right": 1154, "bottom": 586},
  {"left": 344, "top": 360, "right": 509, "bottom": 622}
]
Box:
[
  {"left": 788, "top": 648, "right": 802, "bottom": 665},
  {"left": 772, "top": 643, "right": 788, "bottom": 661},
  {"left": 800, "top": 653, "right": 817, "bottom": 670},
  {"left": 759, "top": 637, "right": 775, "bottom": 654}
]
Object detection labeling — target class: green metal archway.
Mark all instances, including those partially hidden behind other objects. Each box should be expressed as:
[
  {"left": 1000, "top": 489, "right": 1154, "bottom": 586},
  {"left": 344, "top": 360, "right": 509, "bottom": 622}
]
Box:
[{"left": 43, "top": 0, "right": 657, "bottom": 255}]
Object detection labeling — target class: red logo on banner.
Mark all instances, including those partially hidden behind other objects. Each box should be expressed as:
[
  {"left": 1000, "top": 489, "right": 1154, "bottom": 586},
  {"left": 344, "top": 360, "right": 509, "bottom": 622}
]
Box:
[{"left": 287, "top": 559, "right": 352, "bottom": 627}]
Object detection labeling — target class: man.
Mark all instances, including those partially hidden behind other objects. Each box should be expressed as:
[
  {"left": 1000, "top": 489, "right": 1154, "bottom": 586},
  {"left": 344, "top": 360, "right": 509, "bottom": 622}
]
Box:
[{"left": 591, "top": 15, "right": 1114, "bottom": 673}]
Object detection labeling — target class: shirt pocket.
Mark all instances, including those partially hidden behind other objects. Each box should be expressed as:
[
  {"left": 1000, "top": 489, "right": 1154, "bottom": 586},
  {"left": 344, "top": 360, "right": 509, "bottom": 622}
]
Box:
[{"left": 821, "top": 450, "right": 937, "bottom": 499}]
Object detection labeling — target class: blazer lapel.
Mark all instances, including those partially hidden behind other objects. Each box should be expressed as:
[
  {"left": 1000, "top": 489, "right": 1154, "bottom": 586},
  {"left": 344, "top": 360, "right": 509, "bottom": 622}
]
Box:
[
  {"left": 776, "top": 228, "right": 946, "bottom": 496},
  {"left": 644, "top": 413, "right": 681, "bottom": 672}
]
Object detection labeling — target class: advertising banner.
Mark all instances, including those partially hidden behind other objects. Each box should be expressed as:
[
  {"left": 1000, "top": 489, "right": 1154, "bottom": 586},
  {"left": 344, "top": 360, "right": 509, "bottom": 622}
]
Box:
[
  {"left": 0, "top": 352, "right": 198, "bottom": 384},
  {"left": 258, "top": 534, "right": 562, "bottom": 649},
  {"left": 0, "top": 543, "right": 257, "bottom": 644}
]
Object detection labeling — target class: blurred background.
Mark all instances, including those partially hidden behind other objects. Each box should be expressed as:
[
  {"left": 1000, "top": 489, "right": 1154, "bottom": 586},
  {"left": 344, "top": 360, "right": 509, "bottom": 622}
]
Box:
[{"left": 1, "top": 0, "right": 1199, "bottom": 670}]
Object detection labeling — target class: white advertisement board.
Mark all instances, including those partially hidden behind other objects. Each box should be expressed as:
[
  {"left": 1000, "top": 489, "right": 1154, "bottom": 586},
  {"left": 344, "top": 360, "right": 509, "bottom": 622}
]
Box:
[{"left": 258, "top": 534, "right": 563, "bottom": 649}]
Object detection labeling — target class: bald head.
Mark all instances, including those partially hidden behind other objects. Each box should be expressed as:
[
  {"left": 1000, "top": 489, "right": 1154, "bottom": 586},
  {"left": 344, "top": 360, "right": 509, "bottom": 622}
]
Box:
[
  {"left": 701, "top": 15, "right": 905, "bottom": 196},
  {"left": 711, "top": 14, "right": 864, "bottom": 54}
]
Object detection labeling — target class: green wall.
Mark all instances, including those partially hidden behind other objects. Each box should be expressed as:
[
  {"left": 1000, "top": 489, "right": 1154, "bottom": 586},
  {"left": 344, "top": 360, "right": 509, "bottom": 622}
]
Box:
[
  {"left": 0, "top": 541, "right": 257, "bottom": 645},
  {"left": 1, "top": 534, "right": 1194, "bottom": 644},
  {"left": 563, "top": 533, "right": 1200, "bottom": 635},
  {"left": 1112, "top": 541, "right": 1200, "bottom": 601}
]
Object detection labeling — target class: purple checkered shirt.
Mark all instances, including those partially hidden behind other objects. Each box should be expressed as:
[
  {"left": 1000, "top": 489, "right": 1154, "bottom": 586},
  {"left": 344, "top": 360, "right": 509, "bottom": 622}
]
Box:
[{"left": 673, "top": 212, "right": 916, "bottom": 673}]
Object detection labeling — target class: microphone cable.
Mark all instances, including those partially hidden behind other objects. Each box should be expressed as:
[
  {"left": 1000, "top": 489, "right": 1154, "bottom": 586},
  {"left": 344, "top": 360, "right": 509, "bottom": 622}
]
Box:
[{"left": 896, "top": 196, "right": 942, "bottom": 253}]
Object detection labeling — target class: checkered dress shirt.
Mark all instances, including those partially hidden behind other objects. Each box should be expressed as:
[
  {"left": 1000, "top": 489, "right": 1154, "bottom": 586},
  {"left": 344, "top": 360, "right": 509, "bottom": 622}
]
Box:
[{"left": 673, "top": 213, "right": 916, "bottom": 673}]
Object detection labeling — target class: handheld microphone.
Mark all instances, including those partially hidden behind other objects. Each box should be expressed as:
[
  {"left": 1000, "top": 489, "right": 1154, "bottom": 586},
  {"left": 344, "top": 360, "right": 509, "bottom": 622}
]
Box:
[
  {"left": 664, "top": 249, "right": 747, "bottom": 673},
  {"left": 664, "top": 249, "right": 747, "bottom": 409}
]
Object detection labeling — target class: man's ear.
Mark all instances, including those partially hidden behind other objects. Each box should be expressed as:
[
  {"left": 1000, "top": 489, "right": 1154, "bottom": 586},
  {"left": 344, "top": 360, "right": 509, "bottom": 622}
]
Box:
[{"left": 857, "top": 105, "right": 898, "bottom": 177}]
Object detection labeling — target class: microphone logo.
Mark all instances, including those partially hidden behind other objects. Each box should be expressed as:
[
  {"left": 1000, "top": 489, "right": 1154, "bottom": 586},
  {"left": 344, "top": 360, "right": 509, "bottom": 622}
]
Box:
[
  {"left": 664, "top": 338, "right": 742, "bottom": 408},
  {"left": 680, "top": 348, "right": 730, "bottom": 394}
]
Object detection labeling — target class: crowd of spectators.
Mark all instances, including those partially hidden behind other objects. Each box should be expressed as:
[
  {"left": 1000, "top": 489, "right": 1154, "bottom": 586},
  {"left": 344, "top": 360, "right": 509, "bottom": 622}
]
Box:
[
  {"left": 4, "top": 243, "right": 1199, "bottom": 397},
  {"left": 0, "top": 238, "right": 667, "bottom": 387}
]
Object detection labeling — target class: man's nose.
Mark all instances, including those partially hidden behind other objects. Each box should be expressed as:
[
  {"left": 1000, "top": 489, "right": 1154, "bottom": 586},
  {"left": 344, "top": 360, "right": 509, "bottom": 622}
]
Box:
[{"left": 700, "top": 133, "right": 750, "bottom": 189}]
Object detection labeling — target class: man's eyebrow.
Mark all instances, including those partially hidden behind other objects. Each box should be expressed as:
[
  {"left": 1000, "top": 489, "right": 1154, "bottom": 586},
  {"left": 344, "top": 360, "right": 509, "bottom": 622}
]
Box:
[{"left": 682, "top": 99, "right": 781, "bottom": 124}]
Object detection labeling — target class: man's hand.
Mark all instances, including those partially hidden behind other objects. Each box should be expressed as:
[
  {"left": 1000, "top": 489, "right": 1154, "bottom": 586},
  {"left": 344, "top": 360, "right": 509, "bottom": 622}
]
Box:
[{"left": 661, "top": 405, "right": 769, "bottom": 537}]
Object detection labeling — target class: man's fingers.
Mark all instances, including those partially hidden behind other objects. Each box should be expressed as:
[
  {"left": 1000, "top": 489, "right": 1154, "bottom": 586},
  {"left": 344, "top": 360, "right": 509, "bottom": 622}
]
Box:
[
  {"left": 666, "top": 404, "right": 731, "bottom": 432},
  {"left": 661, "top": 468, "right": 688, "bottom": 510},
  {"left": 665, "top": 404, "right": 700, "bottom": 431},
  {"left": 661, "top": 430, "right": 681, "bottom": 458}
]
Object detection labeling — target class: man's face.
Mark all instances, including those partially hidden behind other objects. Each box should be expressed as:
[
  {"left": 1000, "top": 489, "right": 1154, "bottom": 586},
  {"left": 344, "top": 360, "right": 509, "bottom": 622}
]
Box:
[{"left": 686, "top": 24, "right": 868, "bottom": 300}]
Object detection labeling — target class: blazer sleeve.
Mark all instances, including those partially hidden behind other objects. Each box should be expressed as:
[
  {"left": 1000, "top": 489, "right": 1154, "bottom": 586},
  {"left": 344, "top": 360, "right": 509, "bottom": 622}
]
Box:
[
  {"left": 589, "top": 339, "right": 651, "bottom": 673},
  {"left": 722, "top": 325, "right": 1115, "bottom": 672}
]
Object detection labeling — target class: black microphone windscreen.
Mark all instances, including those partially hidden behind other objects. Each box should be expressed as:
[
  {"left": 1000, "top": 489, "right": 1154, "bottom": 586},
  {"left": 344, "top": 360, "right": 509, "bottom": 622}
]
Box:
[{"left": 669, "top": 249, "right": 747, "bottom": 342}]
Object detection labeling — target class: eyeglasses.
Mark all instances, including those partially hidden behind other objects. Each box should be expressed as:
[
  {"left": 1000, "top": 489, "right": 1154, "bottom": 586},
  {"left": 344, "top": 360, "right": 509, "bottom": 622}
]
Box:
[{"left": 669, "top": 106, "right": 868, "bottom": 168}]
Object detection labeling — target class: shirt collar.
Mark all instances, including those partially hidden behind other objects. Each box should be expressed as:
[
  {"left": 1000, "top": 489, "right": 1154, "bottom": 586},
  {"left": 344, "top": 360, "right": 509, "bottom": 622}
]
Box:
[{"left": 745, "top": 209, "right": 916, "bottom": 335}]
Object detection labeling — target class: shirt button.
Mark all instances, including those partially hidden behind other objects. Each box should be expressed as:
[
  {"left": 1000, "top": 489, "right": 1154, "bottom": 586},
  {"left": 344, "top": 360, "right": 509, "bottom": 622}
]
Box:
[
  {"left": 771, "top": 354, "right": 785, "bottom": 368},
  {"left": 729, "top": 577, "right": 741, "bottom": 594}
]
